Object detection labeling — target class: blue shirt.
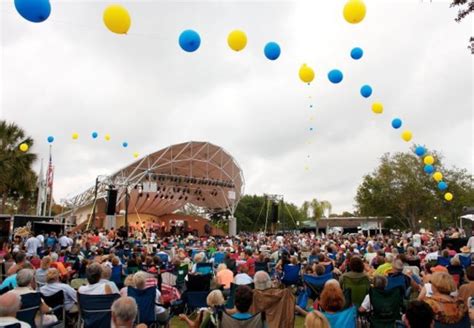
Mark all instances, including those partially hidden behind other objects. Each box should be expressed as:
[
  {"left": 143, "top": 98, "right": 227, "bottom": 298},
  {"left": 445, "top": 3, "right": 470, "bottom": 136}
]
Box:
[
  {"left": 232, "top": 312, "right": 253, "bottom": 320},
  {"left": 0, "top": 274, "right": 18, "bottom": 289}
]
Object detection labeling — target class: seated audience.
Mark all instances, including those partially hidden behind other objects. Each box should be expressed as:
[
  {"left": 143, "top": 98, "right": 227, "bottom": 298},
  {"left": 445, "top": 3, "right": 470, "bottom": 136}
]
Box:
[{"left": 0, "top": 291, "right": 31, "bottom": 328}]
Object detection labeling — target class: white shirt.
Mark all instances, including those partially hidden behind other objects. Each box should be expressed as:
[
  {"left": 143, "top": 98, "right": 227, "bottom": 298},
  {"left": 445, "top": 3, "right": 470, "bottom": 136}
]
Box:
[
  {"left": 37, "top": 234, "right": 44, "bottom": 246},
  {"left": 426, "top": 251, "right": 439, "bottom": 261},
  {"left": 99, "top": 279, "right": 120, "bottom": 294},
  {"left": 0, "top": 317, "right": 31, "bottom": 328},
  {"left": 413, "top": 234, "right": 421, "bottom": 248},
  {"left": 467, "top": 236, "right": 474, "bottom": 252},
  {"left": 234, "top": 273, "right": 253, "bottom": 285},
  {"left": 58, "top": 236, "right": 72, "bottom": 248},
  {"left": 25, "top": 237, "right": 41, "bottom": 256},
  {"left": 40, "top": 282, "right": 77, "bottom": 311},
  {"left": 78, "top": 281, "right": 118, "bottom": 295}
]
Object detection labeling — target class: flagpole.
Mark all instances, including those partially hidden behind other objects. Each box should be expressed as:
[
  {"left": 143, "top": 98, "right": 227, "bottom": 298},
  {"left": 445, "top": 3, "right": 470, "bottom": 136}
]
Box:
[
  {"left": 48, "top": 145, "right": 54, "bottom": 217},
  {"left": 36, "top": 159, "right": 44, "bottom": 216}
]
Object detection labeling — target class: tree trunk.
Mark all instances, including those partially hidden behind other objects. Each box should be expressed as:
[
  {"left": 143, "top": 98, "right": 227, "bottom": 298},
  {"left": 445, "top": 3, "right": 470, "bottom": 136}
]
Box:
[{"left": 0, "top": 192, "right": 7, "bottom": 214}]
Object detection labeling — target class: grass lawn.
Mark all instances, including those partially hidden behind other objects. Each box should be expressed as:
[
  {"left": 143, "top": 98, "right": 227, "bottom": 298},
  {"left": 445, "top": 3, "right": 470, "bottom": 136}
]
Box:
[{"left": 168, "top": 314, "right": 306, "bottom": 327}]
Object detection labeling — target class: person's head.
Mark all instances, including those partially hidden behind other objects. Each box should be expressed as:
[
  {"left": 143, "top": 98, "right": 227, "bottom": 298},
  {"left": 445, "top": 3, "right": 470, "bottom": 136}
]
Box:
[
  {"left": 373, "top": 274, "right": 388, "bottom": 290},
  {"left": 101, "top": 264, "right": 112, "bottom": 280},
  {"left": 206, "top": 289, "right": 225, "bottom": 308},
  {"left": 15, "top": 252, "right": 26, "bottom": 264},
  {"left": 254, "top": 271, "right": 272, "bottom": 290},
  {"left": 404, "top": 300, "right": 434, "bottom": 328},
  {"left": 194, "top": 252, "right": 205, "bottom": 263},
  {"left": 239, "top": 265, "right": 249, "bottom": 274},
  {"left": 50, "top": 252, "right": 59, "bottom": 262},
  {"left": 112, "top": 257, "right": 120, "bottom": 266},
  {"left": 111, "top": 296, "right": 138, "bottom": 328},
  {"left": 349, "top": 256, "right": 364, "bottom": 273},
  {"left": 320, "top": 281, "right": 345, "bottom": 312},
  {"left": 234, "top": 285, "right": 253, "bottom": 314},
  {"left": 450, "top": 255, "right": 461, "bottom": 267},
  {"left": 315, "top": 264, "right": 325, "bottom": 276},
  {"left": 304, "top": 310, "right": 330, "bottom": 328},
  {"left": 466, "top": 266, "right": 474, "bottom": 282},
  {"left": 0, "top": 291, "right": 22, "bottom": 317},
  {"left": 430, "top": 272, "right": 456, "bottom": 295},
  {"left": 392, "top": 259, "right": 404, "bottom": 272},
  {"left": 86, "top": 263, "right": 103, "bottom": 285},
  {"left": 123, "top": 275, "right": 135, "bottom": 288},
  {"left": 385, "top": 253, "right": 394, "bottom": 263},
  {"left": 217, "top": 263, "right": 227, "bottom": 273},
  {"left": 46, "top": 268, "right": 60, "bottom": 284},
  {"left": 133, "top": 271, "right": 147, "bottom": 290},
  {"left": 16, "top": 268, "right": 35, "bottom": 288},
  {"left": 40, "top": 256, "right": 52, "bottom": 270}
]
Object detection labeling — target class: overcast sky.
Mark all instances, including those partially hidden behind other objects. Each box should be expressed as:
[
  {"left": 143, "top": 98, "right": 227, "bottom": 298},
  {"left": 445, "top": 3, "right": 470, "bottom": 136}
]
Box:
[{"left": 1, "top": 0, "right": 472, "bottom": 214}]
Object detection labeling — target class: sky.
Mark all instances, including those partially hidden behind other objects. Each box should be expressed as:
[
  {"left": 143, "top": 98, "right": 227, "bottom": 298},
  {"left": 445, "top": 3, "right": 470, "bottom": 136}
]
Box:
[{"left": 1, "top": 0, "right": 473, "bottom": 214}]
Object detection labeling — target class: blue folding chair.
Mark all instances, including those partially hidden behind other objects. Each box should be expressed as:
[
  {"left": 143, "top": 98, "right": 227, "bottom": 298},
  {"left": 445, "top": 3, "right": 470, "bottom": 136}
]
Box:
[
  {"left": 17, "top": 292, "right": 41, "bottom": 328},
  {"left": 111, "top": 265, "right": 123, "bottom": 288},
  {"left": 196, "top": 262, "right": 213, "bottom": 275},
  {"left": 434, "top": 315, "right": 470, "bottom": 328},
  {"left": 127, "top": 287, "right": 156, "bottom": 326},
  {"left": 281, "top": 264, "right": 301, "bottom": 286},
  {"left": 41, "top": 290, "right": 65, "bottom": 328},
  {"left": 459, "top": 256, "right": 471, "bottom": 268},
  {"left": 183, "top": 291, "right": 210, "bottom": 313},
  {"left": 303, "top": 273, "right": 333, "bottom": 300},
  {"left": 308, "top": 255, "right": 318, "bottom": 265},
  {"left": 78, "top": 293, "right": 120, "bottom": 328},
  {"left": 323, "top": 306, "right": 357, "bottom": 328},
  {"left": 386, "top": 273, "right": 409, "bottom": 295},
  {"left": 324, "top": 263, "right": 334, "bottom": 274},
  {"left": 213, "top": 252, "right": 225, "bottom": 267},
  {"left": 437, "top": 257, "right": 452, "bottom": 267}
]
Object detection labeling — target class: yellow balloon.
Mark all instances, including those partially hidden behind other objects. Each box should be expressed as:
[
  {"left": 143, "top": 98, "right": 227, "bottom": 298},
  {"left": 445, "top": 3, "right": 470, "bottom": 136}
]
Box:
[
  {"left": 372, "top": 102, "right": 383, "bottom": 114},
  {"left": 401, "top": 130, "right": 412, "bottom": 142},
  {"left": 343, "top": 0, "right": 367, "bottom": 24},
  {"left": 72, "top": 133, "right": 79, "bottom": 140},
  {"left": 133, "top": 152, "right": 139, "bottom": 158},
  {"left": 444, "top": 192, "right": 453, "bottom": 201},
  {"left": 105, "top": 134, "right": 111, "bottom": 141},
  {"left": 424, "top": 155, "right": 434, "bottom": 165},
  {"left": 227, "top": 30, "right": 247, "bottom": 51},
  {"left": 299, "top": 64, "right": 315, "bottom": 83},
  {"left": 19, "top": 143, "right": 29, "bottom": 152},
  {"left": 103, "top": 5, "right": 131, "bottom": 34},
  {"left": 433, "top": 171, "right": 443, "bottom": 182}
]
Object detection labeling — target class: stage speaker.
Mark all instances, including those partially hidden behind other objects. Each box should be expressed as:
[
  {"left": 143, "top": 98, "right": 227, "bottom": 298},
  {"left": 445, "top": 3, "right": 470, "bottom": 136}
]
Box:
[
  {"left": 106, "top": 189, "right": 118, "bottom": 215},
  {"left": 271, "top": 203, "right": 279, "bottom": 223}
]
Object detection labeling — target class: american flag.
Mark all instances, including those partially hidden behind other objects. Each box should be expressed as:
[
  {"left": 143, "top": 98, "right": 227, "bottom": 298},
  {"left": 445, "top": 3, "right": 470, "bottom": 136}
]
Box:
[{"left": 46, "top": 153, "right": 54, "bottom": 191}]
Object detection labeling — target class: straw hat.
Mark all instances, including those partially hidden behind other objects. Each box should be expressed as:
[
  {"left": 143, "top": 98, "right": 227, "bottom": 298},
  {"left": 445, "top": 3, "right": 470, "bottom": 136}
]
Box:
[{"left": 460, "top": 246, "right": 471, "bottom": 254}]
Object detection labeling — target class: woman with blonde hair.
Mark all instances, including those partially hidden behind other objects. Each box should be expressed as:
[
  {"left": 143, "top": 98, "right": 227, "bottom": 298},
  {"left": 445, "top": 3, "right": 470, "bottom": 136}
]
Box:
[
  {"left": 35, "top": 256, "right": 51, "bottom": 285},
  {"left": 305, "top": 311, "right": 330, "bottom": 328},
  {"left": 423, "top": 272, "right": 467, "bottom": 325},
  {"left": 179, "top": 289, "right": 226, "bottom": 328}
]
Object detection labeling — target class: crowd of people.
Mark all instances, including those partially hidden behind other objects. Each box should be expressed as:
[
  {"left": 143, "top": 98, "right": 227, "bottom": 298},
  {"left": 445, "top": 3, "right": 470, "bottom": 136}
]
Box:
[{"left": 0, "top": 225, "right": 474, "bottom": 327}]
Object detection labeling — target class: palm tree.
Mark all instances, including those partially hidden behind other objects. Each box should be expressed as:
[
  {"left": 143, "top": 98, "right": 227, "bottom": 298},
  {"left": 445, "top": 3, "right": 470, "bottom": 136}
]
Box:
[{"left": 0, "top": 121, "right": 37, "bottom": 213}]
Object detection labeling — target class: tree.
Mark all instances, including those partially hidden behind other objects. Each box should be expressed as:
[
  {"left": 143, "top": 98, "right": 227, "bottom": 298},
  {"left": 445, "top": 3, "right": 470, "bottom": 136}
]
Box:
[
  {"left": 0, "top": 121, "right": 38, "bottom": 214},
  {"left": 450, "top": 0, "right": 474, "bottom": 53},
  {"left": 355, "top": 150, "right": 474, "bottom": 230}
]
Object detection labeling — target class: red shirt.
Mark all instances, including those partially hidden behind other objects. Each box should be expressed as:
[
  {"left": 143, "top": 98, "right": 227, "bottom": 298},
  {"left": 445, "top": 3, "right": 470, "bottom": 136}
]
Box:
[{"left": 246, "top": 257, "right": 256, "bottom": 276}]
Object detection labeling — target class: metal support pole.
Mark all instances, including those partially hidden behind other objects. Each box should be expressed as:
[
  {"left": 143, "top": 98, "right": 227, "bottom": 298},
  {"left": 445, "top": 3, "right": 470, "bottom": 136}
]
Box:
[
  {"left": 125, "top": 186, "right": 130, "bottom": 238},
  {"left": 91, "top": 177, "right": 99, "bottom": 229}
]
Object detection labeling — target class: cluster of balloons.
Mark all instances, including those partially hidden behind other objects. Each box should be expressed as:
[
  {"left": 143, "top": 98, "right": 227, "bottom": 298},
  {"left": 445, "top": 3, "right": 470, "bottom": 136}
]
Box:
[
  {"left": 415, "top": 147, "right": 453, "bottom": 201},
  {"left": 178, "top": 29, "right": 281, "bottom": 61}
]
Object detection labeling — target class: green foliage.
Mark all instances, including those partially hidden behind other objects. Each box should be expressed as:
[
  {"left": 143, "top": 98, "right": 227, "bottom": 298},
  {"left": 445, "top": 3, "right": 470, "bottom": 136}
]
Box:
[
  {"left": 0, "top": 120, "right": 38, "bottom": 214},
  {"left": 355, "top": 150, "right": 474, "bottom": 229}
]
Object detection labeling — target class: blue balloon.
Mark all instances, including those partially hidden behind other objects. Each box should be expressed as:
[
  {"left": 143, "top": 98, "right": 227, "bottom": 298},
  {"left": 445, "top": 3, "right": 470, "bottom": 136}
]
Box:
[
  {"left": 391, "top": 118, "right": 402, "bottom": 129},
  {"left": 350, "top": 47, "right": 363, "bottom": 60},
  {"left": 415, "top": 146, "right": 426, "bottom": 157},
  {"left": 47, "top": 136, "right": 54, "bottom": 143},
  {"left": 122, "top": 142, "right": 128, "bottom": 148},
  {"left": 360, "top": 85, "right": 372, "bottom": 98},
  {"left": 328, "top": 69, "right": 343, "bottom": 84},
  {"left": 438, "top": 181, "right": 448, "bottom": 191},
  {"left": 92, "top": 132, "right": 98, "bottom": 139},
  {"left": 179, "top": 29, "right": 201, "bottom": 52},
  {"left": 14, "top": 0, "right": 51, "bottom": 23},
  {"left": 424, "top": 165, "right": 434, "bottom": 174},
  {"left": 264, "top": 42, "right": 281, "bottom": 60}
]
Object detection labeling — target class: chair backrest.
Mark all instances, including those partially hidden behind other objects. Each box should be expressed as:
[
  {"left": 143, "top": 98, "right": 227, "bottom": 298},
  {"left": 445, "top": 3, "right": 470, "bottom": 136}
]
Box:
[
  {"left": 127, "top": 286, "right": 156, "bottom": 325},
  {"left": 196, "top": 262, "right": 213, "bottom": 275},
  {"left": 213, "top": 252, "right": 225, "bottom": 266},
  {"left": 386, "top": 274, "right": 407, "bottom": 293},
  {"left": 281, "top": 264, "right": 300, "bottom": 286},
  {"left": 369, "top": 287, "right": 403, "bottom": 327},
  {"left": 324, "top": 263, "right": 334, "bottom": 274},
  {"left": 323, "top": 306, "right": 357, "bottom": 328},
  {"left": 303, "top": 273, "right": 333, "bottom": 299},
  {"left": 186, "top": 273, "right": 212, "bottom": 291},
  {"left": 438, "top": 257, "right": 452, "bottom": 267},
  {"left": 184, "top": 290, "right": 210, "bottom": 311},
  {"left": 308, "top": 255, "right": 318, "bottom": 265},
  {"left": 0, "top": 323, "right": 21, "bottom": 328},
  {"left": 176, "top": 264, "right": 189, "bottom": 286},
  {"left": 226, "top": 283, "right": 254, "bottom": 309},
  {"left": 255, "top": 262, "right": 268, "bottom": 273},
  {"left": 41, "top": 290, "right": 65, "bottom": 321},
  {"left": 78, "top": 293, "right": 120, "bottom": 328},
  {"left": 0, "top": 285, "right": 12, "bottom": 295},
  {"left": 459, "top": 256, "right": 471, "bottom": 268},
  {"left": 220, "top": 311, "right": 264, "bottom": 328},
  {"left": 110, "top": 265, "right": 122, "bottom": 285},
  {"left": 434, "top": 315, "right": 470, "bottom": 328},
  {"left": 17, "top": 292, "right": 41, "bottom": 328},
  {"left": 342, "top": 275, "right": 370, "bottom": 307}
]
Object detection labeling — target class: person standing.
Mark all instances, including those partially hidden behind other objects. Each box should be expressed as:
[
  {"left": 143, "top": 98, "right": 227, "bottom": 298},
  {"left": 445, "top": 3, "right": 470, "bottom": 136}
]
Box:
[{"left": 25, "top": 233, "right": 41, "bottom": 257}]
